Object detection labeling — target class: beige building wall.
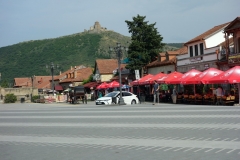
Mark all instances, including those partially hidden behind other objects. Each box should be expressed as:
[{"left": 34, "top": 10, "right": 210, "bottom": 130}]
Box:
[
  {"left": 101, "top": 74, "right": 113, "bottom": 82},
  {"left": 148, "top": 65, "right": 175, "bottom": 75},
  {"left": 0, "top": 87, "right": 38, "bottom": 103}
]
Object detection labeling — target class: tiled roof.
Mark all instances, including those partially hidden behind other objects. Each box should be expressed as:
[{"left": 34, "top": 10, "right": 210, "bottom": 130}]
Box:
[
  {"left": 224, "top": 17, "right": 240, "bottom": 33},
  {"left": 184, "top": 22, "right": 230, "bottom": 45},
  {"left": 54, "top": 65, "right": 86, "bottom": 80},
  {"left": 146, "top": 46, "right": 187, "bottom": 68},
  {"left": 59, "top": 67, "right": 93, "bottom": 83},
  {"left": 96, "top": 59, "right": 127, "bottom": 74},
  {"left": 14, "top": 78, "right": 31, "bottom": 87},
  {"left": 14, "top": 76, "right": 54, "bottom": 89},
  {"left": 146, "top": 56, "right": 176, "bottom": 68},
  {"left": 75, "top": 67, "right": 93, "bottom": 81},
  {"left": 37, "top": 80, "right": 51, "bottom": 89}
]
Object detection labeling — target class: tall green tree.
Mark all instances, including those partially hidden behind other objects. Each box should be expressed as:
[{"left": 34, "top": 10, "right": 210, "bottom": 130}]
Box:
[
  {"left": 125, "top": 15, "right": 165, "bottom": 75},
  {"left": 0, "top": 79, "right": 9, "bottom": 88}
]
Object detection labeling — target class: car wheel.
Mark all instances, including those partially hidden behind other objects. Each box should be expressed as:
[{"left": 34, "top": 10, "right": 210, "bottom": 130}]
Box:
[{"left": 131, "top": 100, "right": 136, "bottom": 105}]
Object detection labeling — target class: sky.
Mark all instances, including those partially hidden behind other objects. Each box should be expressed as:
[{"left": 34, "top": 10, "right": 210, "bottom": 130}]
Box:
[{"left": 0, "top": 0, "right": 239, "bottom": 48}]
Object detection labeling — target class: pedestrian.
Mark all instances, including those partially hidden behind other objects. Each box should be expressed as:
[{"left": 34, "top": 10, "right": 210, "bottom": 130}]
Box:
[
  {"left": 172, "top": 85, "right": 178, "bottom": 104},
  {"left": 98, "top": 90, "right": 103, "bottom": 98},
  {"left": 152, "top": 80, "right": 159, "bottom": 105},
  {"left": 216, "top": 85, "right": 223, "bottom": 105}
]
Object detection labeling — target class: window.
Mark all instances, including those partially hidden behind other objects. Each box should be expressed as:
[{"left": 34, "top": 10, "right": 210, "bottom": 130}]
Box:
[
  {"left": 195, "top": 45, "right": 198, "bottom": 56},
  {"left": 190, "top": 46, "right": 193, "bottom": 57},
  {"left": 123, "top": 92, "right": 132, "bottom": 97},
  {"left": 200, "top": 43, "right": 204, "bottom": 55}
]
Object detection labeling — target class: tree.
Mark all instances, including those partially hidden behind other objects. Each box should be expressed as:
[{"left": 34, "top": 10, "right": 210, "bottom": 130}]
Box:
[
  {"left": 0, "top": 79, "right": 9, "bottom": 88},
  {"left": 125, "top": 15, "right": 165, "bottom": 75}
]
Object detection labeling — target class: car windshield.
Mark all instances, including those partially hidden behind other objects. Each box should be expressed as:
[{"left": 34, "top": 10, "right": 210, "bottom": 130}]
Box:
[{"left": 104, "top": 92, "right": 118, "bottom": 97}]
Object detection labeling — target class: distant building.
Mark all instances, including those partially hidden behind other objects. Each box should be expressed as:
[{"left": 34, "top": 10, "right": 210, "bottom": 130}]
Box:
[{"left": 84, "top": 21, "right": 111, "bottom": 33}]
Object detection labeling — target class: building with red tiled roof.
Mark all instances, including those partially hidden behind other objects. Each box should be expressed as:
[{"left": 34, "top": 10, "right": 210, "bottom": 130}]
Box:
[
  {"left": 177, "top": 21, "right": 231, "bottom": 73},
  {"left": 146, "top": 46, "right": 187, "bottom": 75},
  {"left": 14, "top": 76, "right": 52, "bottom": 89},
  {"left": 57, "top": 66, "right": 93, "bottom": 89},
  {"left": 93, "top": 59, "right": 128, "bottom": 82}
]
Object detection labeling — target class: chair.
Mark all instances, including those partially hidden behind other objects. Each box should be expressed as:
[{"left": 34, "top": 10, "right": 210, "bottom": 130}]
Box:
[
  {"left": 177, "top": 95, "right": 183, "bottom": 104},
  {"left": 195, "top": 95, "right": 203, "bottom": 105},
  {"left": 188, "top": 95, "right": 195, "bottom": 104},
  {"left": 182, "top": 95, "right": 189, "bottom": 104}
]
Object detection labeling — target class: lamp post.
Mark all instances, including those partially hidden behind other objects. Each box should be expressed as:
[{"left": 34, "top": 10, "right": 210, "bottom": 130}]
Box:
[
  {"left": 109, "top": 43, "right": 128, "bottom": 105},
  {"left": 31, "top": 76, "right": 34, "bottom": 102},
  {"left": 46, "top": 62, "right": 58, "bottom": 92}
]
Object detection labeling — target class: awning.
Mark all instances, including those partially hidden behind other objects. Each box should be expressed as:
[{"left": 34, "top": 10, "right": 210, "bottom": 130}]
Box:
[
  {"left": 54, "top": 85, "right": 63, "bottom": 91},
  {"left": 83, "top": 82, "right": 99, "bottom": 88}
]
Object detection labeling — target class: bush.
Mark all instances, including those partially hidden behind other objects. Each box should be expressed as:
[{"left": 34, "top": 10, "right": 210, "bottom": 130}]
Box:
[
  {"left": 32, "top": 95, "right": 40, "bottom": 102},
  {"left": 4, "top": 94, "right": 17, "bottom": 103}
]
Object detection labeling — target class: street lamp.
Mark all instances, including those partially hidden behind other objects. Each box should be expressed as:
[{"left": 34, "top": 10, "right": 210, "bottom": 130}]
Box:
[
  {"left": 46, "top": 62, "right": 59, "bottom": 92},
  {"left": 109, "top": 42, "right": 128, "bottom": 105},
  {"left": 31, "top": 76, "right": 34, "bottom": 102}
]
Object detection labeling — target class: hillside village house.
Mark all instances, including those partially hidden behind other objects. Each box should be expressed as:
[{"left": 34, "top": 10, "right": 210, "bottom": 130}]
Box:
[
  {"left": 56, "top": 65, "right": 93, "bottom": 90},
  {"left": 93, "top": 59, "right": 128, "bottom": 84},
  {"left": 146, "top": 47, "right": 187, "bottom": 75}
]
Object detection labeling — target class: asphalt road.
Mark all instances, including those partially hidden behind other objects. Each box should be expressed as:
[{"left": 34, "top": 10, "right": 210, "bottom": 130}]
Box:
[{"left": 0, "top": 102, "right": 240, "bottom": 160}]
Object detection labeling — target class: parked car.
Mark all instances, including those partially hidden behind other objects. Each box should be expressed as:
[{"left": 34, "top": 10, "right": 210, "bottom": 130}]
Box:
[{"left": 95, "top": 91, "right": 139, "bottom": 105}]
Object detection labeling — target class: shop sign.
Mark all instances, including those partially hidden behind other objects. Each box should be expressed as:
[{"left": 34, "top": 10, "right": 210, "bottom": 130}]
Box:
[
  {"left": 204, "top": 64, "right": 209, "bottom": 69},
  {"left": 189, "top": 57, "right": 202, "bottom": 62}
]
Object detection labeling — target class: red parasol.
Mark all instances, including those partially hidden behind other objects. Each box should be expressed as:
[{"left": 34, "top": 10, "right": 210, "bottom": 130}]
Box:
[
  {"left": 147, "top": 73, "right": 166, "bottom": 84},
  {"left": 108, "top": 80, "right": 120, "bottom": 88},
  {"left": 157, "top": 71, "right": 183, "bottom": 84},
  {"left": 166, "top": 69, "right": 201, "bottom": 84},
  {"left": 206, "top": 66, "right": 240, "bottom": 84},
  {"left": 96, "top": 82, "right": 109, "bottom": 89},
  {"left": 138, "top": 74, "right": 154, "bottom": 85},
  {"left": 183, "top": 68, "right": 223, "bottom": 84},
  {"left": 132, "top": 74, "right": 153, "bottom": 86}
]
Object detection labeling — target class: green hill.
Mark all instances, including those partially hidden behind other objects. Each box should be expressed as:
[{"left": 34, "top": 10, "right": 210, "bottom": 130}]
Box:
[{"left": 0, "top": 31, "right": 182, "bottom": 82}]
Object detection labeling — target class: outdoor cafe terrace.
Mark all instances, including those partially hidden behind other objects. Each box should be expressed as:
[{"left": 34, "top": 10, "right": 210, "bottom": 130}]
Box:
[{"left": 130, "top": 66, "right": 240, "bottom": 105}]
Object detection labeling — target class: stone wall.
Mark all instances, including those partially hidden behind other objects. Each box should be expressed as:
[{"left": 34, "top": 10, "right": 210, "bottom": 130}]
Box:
[{"left": 0, "top": 87, "right": 38, "bottom": 103}]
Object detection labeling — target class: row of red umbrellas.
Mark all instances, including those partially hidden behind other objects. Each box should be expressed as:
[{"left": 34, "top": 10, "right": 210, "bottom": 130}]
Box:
[
  {"left": 97, "top": 81, "right": 120, "bottom": 89},
  {"left": 132, "top": 66, "right": 240, "bottom": 85}
]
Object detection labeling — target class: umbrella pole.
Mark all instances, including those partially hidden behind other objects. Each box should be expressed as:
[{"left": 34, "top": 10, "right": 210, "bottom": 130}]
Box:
[
  {"left": 138, "top": 85, "right": 141, "bottom": 104},
  {"left": 238, "top": 83, "right": 240, "bottom": 105}
]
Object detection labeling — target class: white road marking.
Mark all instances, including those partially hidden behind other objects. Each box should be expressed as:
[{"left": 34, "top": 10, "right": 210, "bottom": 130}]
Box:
[
  {"left": 205, "top": 148, "right": 214, "bottom": 152},
  {"left": 227, "top": 149, "right": 235, "bottom": 153},
  {"left": 231, "top": 138, "right": 238, "bottom": 141},
  {"left": 215, "top": 149, "right": 225, "bottom": 153}
]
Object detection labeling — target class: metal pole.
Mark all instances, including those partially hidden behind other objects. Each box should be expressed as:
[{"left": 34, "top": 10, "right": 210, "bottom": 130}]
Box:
[
  {"left": 31, "top": 76, "right": 33, "bottom": 102},
  {"left": 118, "top": 48, "right": 125, "bottom": 105},
  {"left": 51, "top": 63, "right": 54, "bottom": 91}
]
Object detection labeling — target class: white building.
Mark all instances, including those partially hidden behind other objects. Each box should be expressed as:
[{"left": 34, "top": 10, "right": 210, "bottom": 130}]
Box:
[{"left": 177, "top": 22, "right": 231, "bottom": 73}]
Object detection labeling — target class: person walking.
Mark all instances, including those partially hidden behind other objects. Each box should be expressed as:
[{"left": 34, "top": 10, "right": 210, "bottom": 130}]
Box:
[
  {"left": 152, "top": 80, "right": 159, "bottom": 105},
  {"left": 216, "top": 85, "right": 223, "bottom": 105},
  {"left": 172, "top": 85, "right": 178, "bottom": 104}
]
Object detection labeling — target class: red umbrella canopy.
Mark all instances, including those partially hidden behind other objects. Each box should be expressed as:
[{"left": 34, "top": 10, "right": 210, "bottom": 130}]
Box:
[
  {"left": 185, "top": 68, "right": 223, "bottom": 84},
  {"left": 131, "top": 79, "right": 139, "bottom": 86},
  {"left": 166, "top": 69, "right": 201, "bottom": 84},
  {"left": 148, "top": 73, "right": 166, "bottom": 84},
  {"left": 108, "top": 80, "right": 120, "bottom": 88},
  {"left": 96, "top": 82, "right": 109, "bottom": 89},
  {"left": 157, "top": 71, "right": 183, "bottom": 84},
  {"left": 132, "top": 74, "right": 153, "bottom": 86},
  {"left": 206, "top": 66, "right": 240, "bottom": 84},
  {"left": 138, "top": 74, "right": 154, "bottom": 85}
]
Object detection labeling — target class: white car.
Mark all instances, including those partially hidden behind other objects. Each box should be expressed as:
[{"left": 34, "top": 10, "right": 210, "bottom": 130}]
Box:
[{"left": 95, "top": 91, "right": 139, "bottom": 105}]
